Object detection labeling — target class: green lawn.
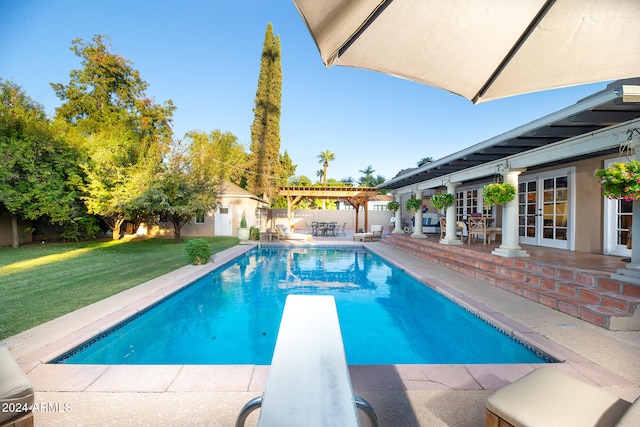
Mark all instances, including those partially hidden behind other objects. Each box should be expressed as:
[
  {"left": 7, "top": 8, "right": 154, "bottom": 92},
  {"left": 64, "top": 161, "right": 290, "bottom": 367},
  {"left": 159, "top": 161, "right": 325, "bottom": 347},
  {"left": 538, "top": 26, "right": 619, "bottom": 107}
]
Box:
[{"left": 0, "top": 236, "right": 238, "bottom": 340}]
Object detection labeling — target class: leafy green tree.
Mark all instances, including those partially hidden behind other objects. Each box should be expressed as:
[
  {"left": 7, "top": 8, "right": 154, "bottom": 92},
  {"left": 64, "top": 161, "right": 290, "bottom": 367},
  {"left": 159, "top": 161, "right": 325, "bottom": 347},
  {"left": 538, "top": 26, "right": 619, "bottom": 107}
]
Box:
[
  {"left": 52, "top": 35, "right": 175, "bottom": 239},
  {"left": 145, "top": 140, "right": 220, "bottom": 243},
  {"left": 0, "top": 80, "right": 84, "bottom": 247},
  {"left": 248, "top": 23, "right": 282, "bottom": 200},
  {"left": 185, "top": 129, "right": 247, "bottom": 186}
]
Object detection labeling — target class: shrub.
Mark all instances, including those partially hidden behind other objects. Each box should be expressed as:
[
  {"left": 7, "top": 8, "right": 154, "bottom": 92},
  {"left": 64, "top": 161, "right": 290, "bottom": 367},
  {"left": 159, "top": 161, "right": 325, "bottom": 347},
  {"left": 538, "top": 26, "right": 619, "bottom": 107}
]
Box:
[
  {"left": 387, "top": 201, "right": 399, "bottom": 212},
  {"left": 249, "top": 226, "right": 261, "bottom": 240},
  {"left": 185, "top": 238, "right": 211, "bottom": 265}
]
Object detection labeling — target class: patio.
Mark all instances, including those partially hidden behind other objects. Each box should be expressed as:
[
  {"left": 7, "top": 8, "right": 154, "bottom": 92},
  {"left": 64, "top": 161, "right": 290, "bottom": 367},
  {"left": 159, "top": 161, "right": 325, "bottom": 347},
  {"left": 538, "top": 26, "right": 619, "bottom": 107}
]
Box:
[{"left": 2, "top": 234, "right": 639, "bottom": 426}]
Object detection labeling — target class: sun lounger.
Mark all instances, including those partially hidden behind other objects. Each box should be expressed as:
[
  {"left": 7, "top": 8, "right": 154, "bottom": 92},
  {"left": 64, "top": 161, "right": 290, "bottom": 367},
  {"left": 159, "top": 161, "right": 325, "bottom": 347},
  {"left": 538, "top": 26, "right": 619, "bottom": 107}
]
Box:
[
  {"left": 275, "top": 224, "right": 312, "bottom": 242},
  {"left": 486, "top": 367, "right": 638, "bottom": 427},
  {"left": 236, "top": 295, "right": 378, "bottom": 427},
  {"left": 0, "top": 346, "right": 35, "bottom": 427}
]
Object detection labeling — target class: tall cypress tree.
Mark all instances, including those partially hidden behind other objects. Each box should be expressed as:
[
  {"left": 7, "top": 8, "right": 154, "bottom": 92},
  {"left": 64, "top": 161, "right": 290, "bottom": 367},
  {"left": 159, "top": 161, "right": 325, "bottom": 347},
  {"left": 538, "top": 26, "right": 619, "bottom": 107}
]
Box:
[{"left": 248, "top": 23, "right": 282, "bottom": 200}]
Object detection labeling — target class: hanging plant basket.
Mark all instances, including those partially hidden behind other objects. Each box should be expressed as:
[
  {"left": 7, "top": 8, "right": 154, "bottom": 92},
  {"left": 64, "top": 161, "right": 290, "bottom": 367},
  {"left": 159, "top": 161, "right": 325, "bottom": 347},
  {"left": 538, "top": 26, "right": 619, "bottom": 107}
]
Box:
[
  {"left": 595, "top": 160, "right": 640, "bottom": 201},
  {"left": 430, "top": 193, "right": 455, "bottom": 210},
  {"left": 387, "top": 201, "right": 399, "bottom": 212},
  {"left": 405, "top": 197, "right": 422, "bottom": 212},
  {"left": 482, "top": 183, "right": 516, "bottom": 206}
]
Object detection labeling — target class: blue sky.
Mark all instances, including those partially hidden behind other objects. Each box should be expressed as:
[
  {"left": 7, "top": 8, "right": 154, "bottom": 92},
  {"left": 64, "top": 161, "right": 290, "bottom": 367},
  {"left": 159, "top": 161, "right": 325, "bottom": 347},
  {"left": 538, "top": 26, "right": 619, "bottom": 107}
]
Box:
[{"left": 0, "top": 0, "right": 611, "bottom": 182}]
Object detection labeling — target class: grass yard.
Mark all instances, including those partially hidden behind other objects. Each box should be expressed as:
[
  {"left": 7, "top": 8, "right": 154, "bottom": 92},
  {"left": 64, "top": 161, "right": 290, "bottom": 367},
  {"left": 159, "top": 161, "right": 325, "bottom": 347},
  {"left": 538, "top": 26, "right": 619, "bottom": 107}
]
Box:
[{"left": 0, "top": 236, "right": 238, "bottom": 340}]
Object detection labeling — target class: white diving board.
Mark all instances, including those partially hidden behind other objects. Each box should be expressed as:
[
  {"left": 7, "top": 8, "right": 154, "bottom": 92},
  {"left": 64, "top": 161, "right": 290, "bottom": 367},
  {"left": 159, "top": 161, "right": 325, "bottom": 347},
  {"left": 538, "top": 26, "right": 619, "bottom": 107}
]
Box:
[{"left": 236, "top": 295, "right": 378, "bottom": 427}]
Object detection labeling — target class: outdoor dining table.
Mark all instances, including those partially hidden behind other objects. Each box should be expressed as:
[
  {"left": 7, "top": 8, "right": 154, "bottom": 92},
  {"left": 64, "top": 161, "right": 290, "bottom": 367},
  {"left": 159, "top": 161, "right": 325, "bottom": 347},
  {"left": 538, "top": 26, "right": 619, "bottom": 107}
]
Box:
[{"left": 313, "top": 222, "right": 336, "bottom": 236}]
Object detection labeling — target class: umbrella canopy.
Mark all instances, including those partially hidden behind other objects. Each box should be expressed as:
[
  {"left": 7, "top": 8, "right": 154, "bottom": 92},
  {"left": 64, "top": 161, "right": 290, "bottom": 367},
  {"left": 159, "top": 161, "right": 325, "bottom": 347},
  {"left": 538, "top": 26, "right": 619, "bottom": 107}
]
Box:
[{"left": 291, "top": 0, "right": 640, "bottom": 103}]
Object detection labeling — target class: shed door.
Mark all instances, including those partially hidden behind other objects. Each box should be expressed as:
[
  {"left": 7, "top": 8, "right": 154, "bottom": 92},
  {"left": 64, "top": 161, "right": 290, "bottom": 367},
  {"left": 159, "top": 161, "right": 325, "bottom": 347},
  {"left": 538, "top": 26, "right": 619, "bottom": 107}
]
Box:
[{"left": 215, "top": 205, "right": 233, "bottom": 236}]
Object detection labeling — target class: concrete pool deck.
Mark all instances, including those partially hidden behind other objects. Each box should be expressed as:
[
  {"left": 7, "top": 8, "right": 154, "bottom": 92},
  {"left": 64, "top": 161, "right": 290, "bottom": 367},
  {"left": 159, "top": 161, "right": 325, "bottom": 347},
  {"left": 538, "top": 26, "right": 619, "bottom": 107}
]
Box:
[{"left": 1, "top": 240, "right": 639, "bottom": 426}]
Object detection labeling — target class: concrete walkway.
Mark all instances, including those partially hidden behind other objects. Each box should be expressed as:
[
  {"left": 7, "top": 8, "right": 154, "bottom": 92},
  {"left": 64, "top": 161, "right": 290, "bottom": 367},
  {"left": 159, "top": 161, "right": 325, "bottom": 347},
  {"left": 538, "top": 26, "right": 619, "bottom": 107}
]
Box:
[{"left": 2, "top": 239, "right": 639, "bottom": 426}]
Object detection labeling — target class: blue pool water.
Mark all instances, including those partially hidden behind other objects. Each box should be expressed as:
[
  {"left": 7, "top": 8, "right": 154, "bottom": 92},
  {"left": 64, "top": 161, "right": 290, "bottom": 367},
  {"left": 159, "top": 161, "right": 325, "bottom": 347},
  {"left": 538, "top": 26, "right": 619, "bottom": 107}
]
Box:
[{"left": 58, "top": 247, "right": 549, "bottom": 365}]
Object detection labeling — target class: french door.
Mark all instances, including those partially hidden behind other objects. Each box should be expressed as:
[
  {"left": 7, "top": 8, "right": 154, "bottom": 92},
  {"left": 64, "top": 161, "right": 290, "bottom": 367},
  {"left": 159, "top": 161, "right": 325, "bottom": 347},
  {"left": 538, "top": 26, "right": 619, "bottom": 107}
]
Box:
[{"left": 518, "top": 168, "right": 574, "bottom": 249}]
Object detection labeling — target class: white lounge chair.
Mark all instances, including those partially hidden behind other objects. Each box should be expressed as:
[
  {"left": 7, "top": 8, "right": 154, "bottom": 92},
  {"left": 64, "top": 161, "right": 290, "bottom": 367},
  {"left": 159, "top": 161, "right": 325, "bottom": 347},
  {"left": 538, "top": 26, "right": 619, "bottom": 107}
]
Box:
[{"left": 275, "top": 224, "right": 313, "bottom": 242}]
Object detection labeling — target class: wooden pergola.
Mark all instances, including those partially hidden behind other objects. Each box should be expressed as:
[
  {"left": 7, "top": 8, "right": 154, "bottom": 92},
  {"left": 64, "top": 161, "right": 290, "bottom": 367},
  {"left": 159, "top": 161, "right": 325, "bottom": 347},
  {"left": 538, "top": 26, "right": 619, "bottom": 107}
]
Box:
[{"left": 278, "top": 186, "right": 380, "bottom": 232}]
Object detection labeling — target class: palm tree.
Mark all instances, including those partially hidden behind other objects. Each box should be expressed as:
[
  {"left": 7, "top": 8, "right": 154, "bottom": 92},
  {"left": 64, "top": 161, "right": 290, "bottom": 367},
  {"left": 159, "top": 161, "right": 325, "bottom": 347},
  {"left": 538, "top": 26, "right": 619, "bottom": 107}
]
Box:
[
  {"left": 358, "top": 165, "right": 375, "bottom": 187},
  {"left": 317, "top": 150, "right": 336, "bottom": 186},
  {"left": 417, "top": 157, "right": 434, "bottom": 167}
]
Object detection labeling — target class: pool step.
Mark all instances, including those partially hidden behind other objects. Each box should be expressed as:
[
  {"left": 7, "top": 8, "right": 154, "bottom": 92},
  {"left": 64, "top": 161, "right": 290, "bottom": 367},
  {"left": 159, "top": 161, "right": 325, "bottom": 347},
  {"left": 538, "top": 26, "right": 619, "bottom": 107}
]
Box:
[{"left": 382, "top": 234, "right": 640, "bottom": 330}]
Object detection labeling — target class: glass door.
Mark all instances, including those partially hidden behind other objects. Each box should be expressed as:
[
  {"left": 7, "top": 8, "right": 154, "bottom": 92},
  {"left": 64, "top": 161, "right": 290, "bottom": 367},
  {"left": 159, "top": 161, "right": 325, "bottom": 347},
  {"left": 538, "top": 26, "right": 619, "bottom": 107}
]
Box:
[{"left": 518, "top": 169, "right": 573, "bottom": 249}]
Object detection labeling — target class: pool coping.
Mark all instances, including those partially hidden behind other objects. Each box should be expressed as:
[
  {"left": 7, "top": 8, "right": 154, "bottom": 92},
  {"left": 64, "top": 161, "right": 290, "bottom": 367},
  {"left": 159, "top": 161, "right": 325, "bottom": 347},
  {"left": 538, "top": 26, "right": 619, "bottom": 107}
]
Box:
[{"left": 1, "top": 242, "right": 637, "bottom": 396}]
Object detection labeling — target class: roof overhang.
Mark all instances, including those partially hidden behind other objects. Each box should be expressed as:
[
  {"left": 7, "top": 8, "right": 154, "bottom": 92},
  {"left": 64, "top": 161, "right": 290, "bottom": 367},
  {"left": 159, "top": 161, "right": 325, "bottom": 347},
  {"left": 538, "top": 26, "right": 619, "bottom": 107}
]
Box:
[{"left": 379, "top": 79, "right": 640, "bottom": 191}]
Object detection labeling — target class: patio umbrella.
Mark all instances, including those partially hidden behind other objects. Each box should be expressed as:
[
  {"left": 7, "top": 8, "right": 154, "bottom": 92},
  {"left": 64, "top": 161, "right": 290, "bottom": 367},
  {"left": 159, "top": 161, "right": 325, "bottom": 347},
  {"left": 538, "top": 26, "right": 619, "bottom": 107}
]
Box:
[{"left": 291, "top": 0, "right": 640, "bottom": 103}]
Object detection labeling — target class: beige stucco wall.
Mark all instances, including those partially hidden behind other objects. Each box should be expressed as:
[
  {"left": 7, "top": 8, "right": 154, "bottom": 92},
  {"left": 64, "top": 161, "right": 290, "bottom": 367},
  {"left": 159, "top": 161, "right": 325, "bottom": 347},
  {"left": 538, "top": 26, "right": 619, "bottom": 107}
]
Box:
[
  {"left": 144, "top": 196, "right": 268, "bottom": 238},
  {"left": 270, "top": 209, "right": 394, "bottom": 233}
]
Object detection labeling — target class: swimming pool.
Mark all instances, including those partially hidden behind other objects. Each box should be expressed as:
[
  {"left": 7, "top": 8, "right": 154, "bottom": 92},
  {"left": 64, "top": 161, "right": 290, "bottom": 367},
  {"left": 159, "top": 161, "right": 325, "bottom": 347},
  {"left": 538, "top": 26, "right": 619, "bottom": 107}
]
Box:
[{"left": 57, "top": 247, "right": 550, "bottom": 365}]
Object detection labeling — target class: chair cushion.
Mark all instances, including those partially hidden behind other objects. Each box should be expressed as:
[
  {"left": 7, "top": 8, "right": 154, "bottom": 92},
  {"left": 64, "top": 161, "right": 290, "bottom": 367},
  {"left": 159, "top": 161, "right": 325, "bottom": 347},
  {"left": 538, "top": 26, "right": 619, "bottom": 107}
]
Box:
[
  {"left": 487, "top": 368, "right": 631, "bottom": 427},
  {"left": 615, "top": 397, "right": 640, "bottom": 427},
  {"left": 0, "top": 347, "right": 35, "bottom": 424}
]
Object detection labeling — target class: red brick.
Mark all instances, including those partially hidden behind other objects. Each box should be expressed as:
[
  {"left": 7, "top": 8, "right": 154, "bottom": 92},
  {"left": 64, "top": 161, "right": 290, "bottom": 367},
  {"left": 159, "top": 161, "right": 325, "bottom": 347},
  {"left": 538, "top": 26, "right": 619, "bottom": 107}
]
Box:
[
  {"left": 523, "top": 274, "right": 539, "bottom": 286},
  {"left": 511, "top": 270, "right": 526, "bottom": 281},
  {"left": 523, "top": 288, "right": 540, "bottom": 302},
  {"left": 577, "top": 289, "right": 602, "bottom": 304},
  {"left": 539, "top": 277, "right": 556, "bottom": 291},
  {"left": 556, "top": 282, "right": 580, "bottom": 297},
  {"left": 538, "top": 292, "right": 561, "bottom": 308},
  {"left": 601, "top": 296, "right": 629, "bottom": 312},
  {"left": 579, "top": 309, "right": 607, "bottom": 328},
  {"left": 557, "top": 299, "right": 580, "bottom": 317},
  {"left": 541, "top": 266, "right": 556, "bottom": 276},
  {"left": 556, "top": 268, "right": 574, "bottom": 280},
  {"left": 622, "top": 283, "right": 640, "bottom": 298},
  {"left": 575, "top": 272, "right": 598, "bottom": 287},
  {"left": 596, "top": 278, "right": 621, "bottom": 293}
]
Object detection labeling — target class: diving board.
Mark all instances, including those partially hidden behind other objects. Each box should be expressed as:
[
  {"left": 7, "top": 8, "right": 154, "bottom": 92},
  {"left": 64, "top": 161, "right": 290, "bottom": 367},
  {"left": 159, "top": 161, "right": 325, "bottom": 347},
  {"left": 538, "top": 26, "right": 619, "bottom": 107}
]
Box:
[{"left": 236, "top": 295, "right": 378, "bottom": 427}]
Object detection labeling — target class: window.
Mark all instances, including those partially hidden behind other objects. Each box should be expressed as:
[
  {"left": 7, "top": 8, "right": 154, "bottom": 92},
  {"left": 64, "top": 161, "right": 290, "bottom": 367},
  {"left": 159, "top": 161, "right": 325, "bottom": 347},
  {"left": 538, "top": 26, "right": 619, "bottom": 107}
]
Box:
[{"left": 195, "top": 214, "right": 205, "bottom": 224}]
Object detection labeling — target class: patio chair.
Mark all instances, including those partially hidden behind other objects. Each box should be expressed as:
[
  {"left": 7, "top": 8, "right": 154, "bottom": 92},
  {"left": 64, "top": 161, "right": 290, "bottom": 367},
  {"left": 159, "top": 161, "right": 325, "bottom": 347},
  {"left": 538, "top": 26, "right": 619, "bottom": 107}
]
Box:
[
  {"left": 370, "top": 224, "right": 383, "bottom": 240},
  {"left": 486, "top": 367, "right": 638, "bottom": 427},
  {"left": 439, "top": 217, "right": 464, "bottom": 241},
  {"left": 337, "top": 222, "right": 347, "bottom": 236},
  {"left": 275, "top": 225, "right": 313, "bottom": 242},
  {"left": 0, "top": 346, "right": 35, "bottom": 427},
  {"left": 467, "top": 217, "right": 502, "bottom": 245}
]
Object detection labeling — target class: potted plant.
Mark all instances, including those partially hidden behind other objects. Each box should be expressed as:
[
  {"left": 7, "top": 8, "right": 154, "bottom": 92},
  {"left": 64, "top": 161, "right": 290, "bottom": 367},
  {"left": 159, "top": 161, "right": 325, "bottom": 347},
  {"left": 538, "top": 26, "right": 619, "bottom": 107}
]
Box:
[
  {"left": 405, "top": 197, "right": 422, "bottom": 212},
  {"left": 430, "top": 193, "right": 455, "bottom": 210},
  {"left": 595, "top": 160, "right": 640, "bottom": 201},
  {"left": 482, "top": 183, "right": 516, "bottom": 206},
  {"left": 237, "top": 212, "right": 250, "bottom": 241}
]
